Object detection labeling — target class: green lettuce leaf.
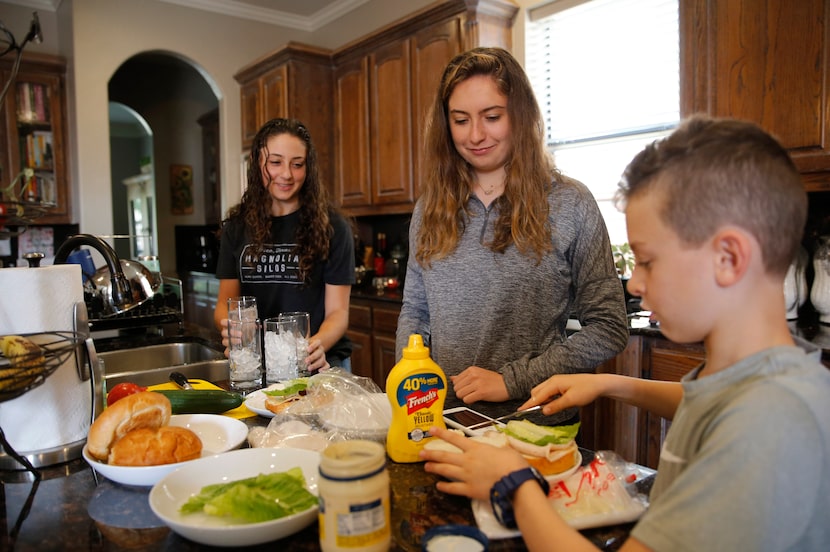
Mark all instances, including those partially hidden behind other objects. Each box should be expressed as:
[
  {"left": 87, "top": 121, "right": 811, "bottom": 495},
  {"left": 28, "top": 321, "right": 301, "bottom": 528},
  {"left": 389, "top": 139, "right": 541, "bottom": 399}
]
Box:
[
  {"left": 499, "top": 420, "right": 580, "bottom": 446},
  {"left": 179, "top": 468, "right": 316, "bottom": 523},
  {"left": 263, "top": 378, "right": 308, "bottom": 397}
]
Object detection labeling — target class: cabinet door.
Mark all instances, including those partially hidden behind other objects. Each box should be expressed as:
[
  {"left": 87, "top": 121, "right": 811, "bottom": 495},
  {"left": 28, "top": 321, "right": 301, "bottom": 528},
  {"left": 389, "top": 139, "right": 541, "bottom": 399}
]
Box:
[
  {"left": 411, "top": 18, "right": 462, "bottom": 200},
  {"left": 684, "top": 0, "right": 830, "bottom": 181},
  {"left": 334, "top": 57, "right": 371, "bottom": 207},
  {"left": 261, "top": 65, "right": 288, "bottom": 124},
  {"left": 373, "top": 333, "right": 398, "bottom": 388},
  {"left": 372, "top": 303, "right": 401, "bottom": 386},
  {"left": 369, "top": 39, "right": 413, "bottom": 205},
  {"left": 583, "top": 336, "right": 643, "bottom": 460},
  {"left": 240, "top": 79, "right": 262, "bottom": 150},
  {"left": 642, "top": 340, "right": 705, "bottom": 469},
  {"left": 1, "top": 67, "right": 70, "bottom": 223},
  {"left": 346, "top": 329, "right": 373, "bottom": 381}
]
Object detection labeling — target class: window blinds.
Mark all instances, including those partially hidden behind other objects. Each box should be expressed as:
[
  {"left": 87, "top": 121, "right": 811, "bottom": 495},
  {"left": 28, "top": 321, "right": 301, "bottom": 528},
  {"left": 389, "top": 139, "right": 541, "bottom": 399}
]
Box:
[{"left": 526, "top": 0, "right": 680, "bottom": 145}]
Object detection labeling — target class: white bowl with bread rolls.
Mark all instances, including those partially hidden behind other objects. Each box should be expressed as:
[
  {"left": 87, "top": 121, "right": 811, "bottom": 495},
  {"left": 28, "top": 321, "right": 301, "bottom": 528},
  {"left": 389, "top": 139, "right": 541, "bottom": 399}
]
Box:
[{"left": 82, "top": 391, "right": 248, "bottom": 486}]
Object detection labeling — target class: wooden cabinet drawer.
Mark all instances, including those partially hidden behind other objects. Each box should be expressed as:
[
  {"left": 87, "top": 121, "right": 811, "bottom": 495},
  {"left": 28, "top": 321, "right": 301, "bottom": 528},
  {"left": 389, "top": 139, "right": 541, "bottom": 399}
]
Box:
[
  {"left": 649, "top": 344, "right": 705, "bottom": 382},
  {"left": 349, "top": 303, "right": 372, "bottom": 330},
  {"left": 372, "top": 304, "right": 401, "bottom": 334}
]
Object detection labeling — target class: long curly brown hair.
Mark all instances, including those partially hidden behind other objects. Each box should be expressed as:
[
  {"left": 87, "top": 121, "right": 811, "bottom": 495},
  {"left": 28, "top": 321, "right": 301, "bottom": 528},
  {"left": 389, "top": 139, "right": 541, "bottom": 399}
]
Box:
[
  {"left": 223, "top": 118, "right": 336, "bottom": 284},
  {"left": 417, "top": 47, "right": 558, "bottom": 267}
]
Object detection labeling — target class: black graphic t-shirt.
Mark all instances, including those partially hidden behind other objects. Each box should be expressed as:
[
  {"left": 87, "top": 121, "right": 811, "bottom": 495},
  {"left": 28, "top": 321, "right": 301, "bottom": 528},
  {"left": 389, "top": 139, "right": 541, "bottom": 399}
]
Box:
[{"left": 216, "top": 210, "right": 355, "bottom": 361}]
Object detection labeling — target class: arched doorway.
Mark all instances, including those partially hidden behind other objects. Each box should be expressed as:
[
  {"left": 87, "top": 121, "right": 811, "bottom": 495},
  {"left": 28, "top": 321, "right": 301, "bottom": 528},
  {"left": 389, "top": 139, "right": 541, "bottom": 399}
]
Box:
[
  {"left": 108, "top": 51, "right": 219, "bottom": 278},
  {"left": 109, "top": 101, "right": 154, "bottom": 262}
]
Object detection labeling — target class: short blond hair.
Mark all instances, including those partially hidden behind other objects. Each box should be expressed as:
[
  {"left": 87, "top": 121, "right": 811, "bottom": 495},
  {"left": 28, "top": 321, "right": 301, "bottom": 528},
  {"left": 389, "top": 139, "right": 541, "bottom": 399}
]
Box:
[{"left": 616, "top": 116, "right": 806, "bottom": 276}]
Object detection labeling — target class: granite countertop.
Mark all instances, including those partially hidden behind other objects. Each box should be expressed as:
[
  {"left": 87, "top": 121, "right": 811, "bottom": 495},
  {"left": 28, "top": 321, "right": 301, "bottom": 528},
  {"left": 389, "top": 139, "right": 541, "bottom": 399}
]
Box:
[
  {"left": 0, "top": 418, "right": 642, "bottom": 552},
  {"left": 0, "top": 362, "right": 642, "bottom": 552}
]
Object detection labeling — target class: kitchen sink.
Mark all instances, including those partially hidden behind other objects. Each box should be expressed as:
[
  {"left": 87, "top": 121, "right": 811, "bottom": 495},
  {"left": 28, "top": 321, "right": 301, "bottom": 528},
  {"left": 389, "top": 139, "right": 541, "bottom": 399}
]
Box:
[{"left": 99, "top": 341, "right": 229, "bottom": 388}]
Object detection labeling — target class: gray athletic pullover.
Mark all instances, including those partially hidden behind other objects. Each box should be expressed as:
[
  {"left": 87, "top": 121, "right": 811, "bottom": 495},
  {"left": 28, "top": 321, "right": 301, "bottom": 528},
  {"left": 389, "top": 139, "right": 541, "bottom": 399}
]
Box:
[{"left": 396, "top": 176, "right": 629, "bottom": 424}]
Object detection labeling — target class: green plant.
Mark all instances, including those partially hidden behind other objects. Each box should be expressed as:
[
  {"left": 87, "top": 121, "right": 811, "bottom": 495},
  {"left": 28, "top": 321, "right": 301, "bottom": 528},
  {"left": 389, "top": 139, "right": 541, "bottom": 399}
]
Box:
[{"left": 611, "top": 243, "right": 635, "bottom": 278}]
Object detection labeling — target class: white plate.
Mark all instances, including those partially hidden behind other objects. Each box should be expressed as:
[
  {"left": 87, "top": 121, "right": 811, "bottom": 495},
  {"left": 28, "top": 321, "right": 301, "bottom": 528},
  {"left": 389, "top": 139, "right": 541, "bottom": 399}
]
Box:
[
  {"left": 243, "top": 383, "right": 291, "bottom": 418},
  {"left": 545, "top": 450, "right": 582, "bottom": 484},
  {"left": 82, "top": 414, "right": 248, "bottom": 487},
  {"left": 149, "top": 447, "right": 320, "bottom": 546}
]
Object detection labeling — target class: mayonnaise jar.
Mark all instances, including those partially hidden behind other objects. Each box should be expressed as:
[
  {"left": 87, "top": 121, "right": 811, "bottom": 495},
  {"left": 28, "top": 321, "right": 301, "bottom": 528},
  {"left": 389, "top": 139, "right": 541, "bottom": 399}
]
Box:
[{"left": 318, "top": 440, "right": 391, "bottom": 552}]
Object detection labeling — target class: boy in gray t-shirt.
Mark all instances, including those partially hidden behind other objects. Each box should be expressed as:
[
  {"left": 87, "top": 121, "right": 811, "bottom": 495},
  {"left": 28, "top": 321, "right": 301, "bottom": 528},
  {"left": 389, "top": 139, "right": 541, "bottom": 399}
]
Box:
[{"left": 420, "top": 115, "right": 830, "bottom": 551}]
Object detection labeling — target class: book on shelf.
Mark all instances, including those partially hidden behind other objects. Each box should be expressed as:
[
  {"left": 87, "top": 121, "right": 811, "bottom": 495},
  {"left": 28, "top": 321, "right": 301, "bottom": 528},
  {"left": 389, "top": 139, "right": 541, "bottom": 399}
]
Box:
[
  {"left": 20, "top": 131, "right": 54, "bottom": 170},
  {"left": 15, "top": 82, "right": 50, "bottom": 123},
  {"left": 20, "top": 172, "right": 56, "bottom": 206}
]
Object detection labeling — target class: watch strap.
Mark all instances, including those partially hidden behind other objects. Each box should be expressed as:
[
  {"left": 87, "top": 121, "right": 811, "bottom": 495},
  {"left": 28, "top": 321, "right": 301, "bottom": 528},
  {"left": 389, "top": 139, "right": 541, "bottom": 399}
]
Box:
[{"left": 489, "top": 467, "right": 550, "bottom": 528}]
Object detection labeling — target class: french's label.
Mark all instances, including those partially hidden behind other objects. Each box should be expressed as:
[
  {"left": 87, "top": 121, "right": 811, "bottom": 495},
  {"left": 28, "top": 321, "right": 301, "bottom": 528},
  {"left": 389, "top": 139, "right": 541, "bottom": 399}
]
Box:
[{"left": 394, "top": 373, "right": 445, "bottom": 415}]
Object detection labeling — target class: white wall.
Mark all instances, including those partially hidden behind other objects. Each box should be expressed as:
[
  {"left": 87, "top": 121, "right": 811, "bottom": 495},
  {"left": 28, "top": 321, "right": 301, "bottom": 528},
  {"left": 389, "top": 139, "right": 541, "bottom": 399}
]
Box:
[
  {"left": 2, "top": 0, "right": 530, "bottom": 238},
  {"left": 1, "top": 0, "right": 436, "bottom": 236}
]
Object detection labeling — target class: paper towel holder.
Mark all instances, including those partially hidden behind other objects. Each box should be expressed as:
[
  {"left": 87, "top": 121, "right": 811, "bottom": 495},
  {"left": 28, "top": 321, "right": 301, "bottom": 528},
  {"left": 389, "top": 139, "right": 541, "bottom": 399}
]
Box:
[{"left": 0, "top": 329, "right": 103, "bottom": 473}]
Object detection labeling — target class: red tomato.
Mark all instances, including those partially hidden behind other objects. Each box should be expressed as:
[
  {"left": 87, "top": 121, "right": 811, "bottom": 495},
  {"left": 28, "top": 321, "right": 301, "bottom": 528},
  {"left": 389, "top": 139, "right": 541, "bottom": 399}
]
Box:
[{"left": 106, "top": 382, "right": 147, "bottom": 406}]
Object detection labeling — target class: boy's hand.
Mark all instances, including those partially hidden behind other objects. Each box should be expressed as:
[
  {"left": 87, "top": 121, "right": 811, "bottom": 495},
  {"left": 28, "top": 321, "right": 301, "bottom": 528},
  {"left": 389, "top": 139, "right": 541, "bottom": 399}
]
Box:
[
  {"left": 520, "top": 373, "right": 606, "bottom": 415},
  {"left": 420, "top": 426, "right": 528, "bottom": 501}
]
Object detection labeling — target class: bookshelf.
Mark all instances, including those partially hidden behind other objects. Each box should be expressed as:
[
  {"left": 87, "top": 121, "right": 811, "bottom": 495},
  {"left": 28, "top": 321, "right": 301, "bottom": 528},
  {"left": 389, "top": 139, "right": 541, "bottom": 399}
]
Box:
[{"left": 0, "top": 52, "right": 71, "bottom": 227}]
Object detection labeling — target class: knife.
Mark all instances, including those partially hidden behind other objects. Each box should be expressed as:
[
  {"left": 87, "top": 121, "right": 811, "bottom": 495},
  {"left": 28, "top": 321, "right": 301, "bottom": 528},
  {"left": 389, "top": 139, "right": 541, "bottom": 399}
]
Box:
[
  {"left": 465, "top": 405, "right": 542, "bottom": 431},
  {"left": 169, "top": 371, "right": 194, "bottom": 390}
]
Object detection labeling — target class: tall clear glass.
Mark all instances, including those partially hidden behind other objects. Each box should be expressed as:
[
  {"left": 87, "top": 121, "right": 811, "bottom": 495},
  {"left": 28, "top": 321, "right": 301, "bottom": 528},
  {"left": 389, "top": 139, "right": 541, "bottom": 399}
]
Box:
[
  {"left": 228, "top": 318, "right": 262, "bottom": 394},
  {"left": 279, "top": 312, "right": 311, "bottom": 377},
  {"left": 263, "top": 317, "right": 299, "bottom": 384},
  {"left": 227, "top": 296, "right": 258, "bottom": 322}
]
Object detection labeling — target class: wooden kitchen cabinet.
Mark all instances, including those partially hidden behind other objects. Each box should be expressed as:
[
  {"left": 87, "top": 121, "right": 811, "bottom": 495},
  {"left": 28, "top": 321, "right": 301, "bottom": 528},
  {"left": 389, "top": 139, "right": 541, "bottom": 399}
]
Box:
[
  {"left": 640, "top": 339, "right": 705, "bottom": 469},
  {"left": 234, "top": 44, "right": 334, "bottom": 187},
  {"left": 0, "top": 52, "right": 71, "bottom": 224},
  {"left": 332, "top": 0, "right": 517, "bottom": 215},
  {"left": 346, "top": 302, "right": 373, "bottom": 380},
  {"left": 348, "top": 298, "right": 402, "bottom": 388},
  {"left": 584, "top": 335, "right": 705, "bottom": 470},
  {"left": 682, "top": 0, "right": 830, "bottom": 188}
]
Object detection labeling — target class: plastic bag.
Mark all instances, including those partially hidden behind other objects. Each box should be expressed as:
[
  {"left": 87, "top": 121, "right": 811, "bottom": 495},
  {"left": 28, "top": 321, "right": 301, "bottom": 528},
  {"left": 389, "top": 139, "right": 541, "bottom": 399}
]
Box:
[
  {"left": 546, "top": 450, "right": 651, "bottom": 528},
  {"left": 473, "top": 450, "right": 654, "bottom": 538},
  {"left": 248, "top": 369, "right": 392, "bottom": 451}
]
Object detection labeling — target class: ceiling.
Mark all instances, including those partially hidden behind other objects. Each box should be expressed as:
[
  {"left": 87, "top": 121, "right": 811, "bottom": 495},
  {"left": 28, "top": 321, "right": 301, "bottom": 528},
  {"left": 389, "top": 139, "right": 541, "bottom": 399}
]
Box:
[{"left": 7, "top": 0, "right": 373, "bottom": 32}]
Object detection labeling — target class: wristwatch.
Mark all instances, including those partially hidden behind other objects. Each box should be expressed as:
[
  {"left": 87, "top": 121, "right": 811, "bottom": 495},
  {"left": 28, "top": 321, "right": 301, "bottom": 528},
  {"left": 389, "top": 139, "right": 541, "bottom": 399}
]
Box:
[{"left": 490, "top": 466, "right": 550, "bottom": 528}]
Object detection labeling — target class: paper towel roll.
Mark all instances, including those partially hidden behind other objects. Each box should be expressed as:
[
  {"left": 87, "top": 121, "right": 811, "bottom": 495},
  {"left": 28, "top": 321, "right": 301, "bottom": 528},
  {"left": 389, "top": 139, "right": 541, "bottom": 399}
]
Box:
[{"left": 0, "top": 264, "right": 91, "bottom": 452}]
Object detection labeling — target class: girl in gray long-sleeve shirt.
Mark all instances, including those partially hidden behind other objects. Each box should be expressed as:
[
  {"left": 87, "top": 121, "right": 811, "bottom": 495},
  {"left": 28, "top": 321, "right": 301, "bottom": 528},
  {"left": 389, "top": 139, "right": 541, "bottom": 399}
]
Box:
[{"left": 395, "top": 47, "right": 628, "bottom": 425}]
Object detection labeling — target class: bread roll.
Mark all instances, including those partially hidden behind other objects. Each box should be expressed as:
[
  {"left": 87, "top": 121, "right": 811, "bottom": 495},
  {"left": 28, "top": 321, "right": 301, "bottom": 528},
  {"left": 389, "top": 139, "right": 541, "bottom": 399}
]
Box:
[
  {"left": 108, "top": 426, "right": 202, "bottom": 466},
  {"left": 87, "top": 391, "right": 171, "bottom": 461}
]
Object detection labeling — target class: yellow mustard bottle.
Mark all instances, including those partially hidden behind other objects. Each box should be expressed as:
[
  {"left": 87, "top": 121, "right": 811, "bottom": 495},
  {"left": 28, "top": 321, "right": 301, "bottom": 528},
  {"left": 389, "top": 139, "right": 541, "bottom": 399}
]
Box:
[{"left": 385, "top": 334, "right": 447, "bottom": 463}]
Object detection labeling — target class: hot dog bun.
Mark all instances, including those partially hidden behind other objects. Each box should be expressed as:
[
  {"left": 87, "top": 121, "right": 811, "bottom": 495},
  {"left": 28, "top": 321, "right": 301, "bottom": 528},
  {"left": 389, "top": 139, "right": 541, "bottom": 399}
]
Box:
[
  {"left": 87, "top": 391, "right": 171, "bottom": 461},
  {"left": 108, "top": 425, "right": 202, "bottom": 466}
]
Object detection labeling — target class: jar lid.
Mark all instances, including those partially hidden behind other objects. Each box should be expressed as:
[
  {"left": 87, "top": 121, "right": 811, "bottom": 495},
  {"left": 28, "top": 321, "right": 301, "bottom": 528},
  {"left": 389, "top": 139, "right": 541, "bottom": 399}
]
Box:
[{"left": 421, "top": 524, "right": 488, "bottom": 552}]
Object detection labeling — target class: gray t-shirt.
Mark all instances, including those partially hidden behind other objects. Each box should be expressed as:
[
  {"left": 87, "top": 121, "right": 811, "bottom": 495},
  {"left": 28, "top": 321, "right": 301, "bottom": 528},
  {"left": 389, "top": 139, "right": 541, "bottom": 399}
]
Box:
[{"left": 632, "top": 338, "right": 830, "bottom": 551}]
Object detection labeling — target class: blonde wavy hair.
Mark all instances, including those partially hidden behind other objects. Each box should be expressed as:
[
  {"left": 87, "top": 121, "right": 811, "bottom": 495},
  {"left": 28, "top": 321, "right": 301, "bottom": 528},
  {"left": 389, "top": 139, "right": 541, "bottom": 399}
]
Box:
[{"left": 416, "top": 47, "right": 558, "bottom": 267}]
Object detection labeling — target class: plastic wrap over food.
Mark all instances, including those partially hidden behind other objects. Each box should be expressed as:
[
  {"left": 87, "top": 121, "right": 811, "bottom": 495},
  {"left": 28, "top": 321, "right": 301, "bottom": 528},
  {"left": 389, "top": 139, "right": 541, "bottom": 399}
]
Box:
[
  {"left": 473, "top": 450, "right": 654, "bottom": 538},
  {"left": 248, "top": 369, "right": 392, "bottom": 451}
]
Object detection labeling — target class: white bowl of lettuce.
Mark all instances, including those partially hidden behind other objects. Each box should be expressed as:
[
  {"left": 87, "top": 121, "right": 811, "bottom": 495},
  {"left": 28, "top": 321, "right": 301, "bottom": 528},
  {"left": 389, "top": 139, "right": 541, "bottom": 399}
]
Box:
[{"left": 149, "top": 447, "right": 320, "bottom": 546}]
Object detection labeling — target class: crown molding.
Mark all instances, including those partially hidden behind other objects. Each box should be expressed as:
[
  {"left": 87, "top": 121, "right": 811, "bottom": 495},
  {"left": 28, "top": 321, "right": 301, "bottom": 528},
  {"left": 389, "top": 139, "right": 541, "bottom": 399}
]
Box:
[
  {"left": 2, "top": 0, "right": 371, "bottom": 31},
  {"left": 2, "top": 0, "right": 62, "bottom": 11},
  {"left": 157, "top": 0, "right": 371, "bottom": 32}
]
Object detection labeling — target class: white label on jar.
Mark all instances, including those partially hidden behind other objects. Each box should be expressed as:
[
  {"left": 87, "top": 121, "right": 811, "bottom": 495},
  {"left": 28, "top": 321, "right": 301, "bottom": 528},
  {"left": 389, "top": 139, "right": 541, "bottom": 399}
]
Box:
[{"left": 324, "top": 497, "right": 388, "bottom": 548}]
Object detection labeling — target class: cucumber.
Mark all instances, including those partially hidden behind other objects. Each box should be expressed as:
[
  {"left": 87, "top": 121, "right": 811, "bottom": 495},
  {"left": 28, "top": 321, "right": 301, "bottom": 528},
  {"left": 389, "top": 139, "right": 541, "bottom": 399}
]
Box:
[{"left": 152, "top": 389, "right": 243, "bottom": 414}]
